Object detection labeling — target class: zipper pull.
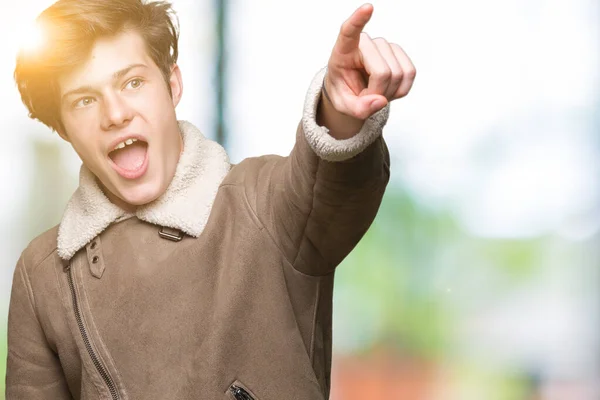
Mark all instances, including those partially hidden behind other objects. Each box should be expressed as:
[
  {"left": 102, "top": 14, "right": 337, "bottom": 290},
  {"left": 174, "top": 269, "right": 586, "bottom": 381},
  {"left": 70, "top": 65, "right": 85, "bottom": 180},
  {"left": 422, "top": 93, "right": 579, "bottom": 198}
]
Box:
[{"left": 229, "top": 384, "right": 255, "bottom": 400}]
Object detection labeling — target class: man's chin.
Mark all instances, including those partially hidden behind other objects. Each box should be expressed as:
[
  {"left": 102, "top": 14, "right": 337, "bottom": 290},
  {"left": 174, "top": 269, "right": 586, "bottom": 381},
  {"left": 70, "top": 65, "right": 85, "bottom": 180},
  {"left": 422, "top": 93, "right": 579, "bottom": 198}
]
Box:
[
  {"left": 119, "top": 187, "right": 163, "bottom": 208},
  {"left": 104, "top": 179, "right": 166, "bottom": 212}
]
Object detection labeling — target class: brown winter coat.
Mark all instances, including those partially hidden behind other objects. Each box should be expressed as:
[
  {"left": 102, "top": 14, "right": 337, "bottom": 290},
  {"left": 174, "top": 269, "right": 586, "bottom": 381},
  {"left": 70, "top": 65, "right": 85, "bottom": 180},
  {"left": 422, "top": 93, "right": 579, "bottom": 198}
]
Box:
[{"left": 5, "top": 68, "right": 391, "bottom": 399}]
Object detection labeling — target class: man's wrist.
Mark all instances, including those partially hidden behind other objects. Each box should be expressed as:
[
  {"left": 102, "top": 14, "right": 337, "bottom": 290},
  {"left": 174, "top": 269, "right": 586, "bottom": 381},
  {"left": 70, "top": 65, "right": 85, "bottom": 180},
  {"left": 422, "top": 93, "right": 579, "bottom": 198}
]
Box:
[
  {"left": 321, "top": 76, "right": 333, "bottom": 105},
  {"left": 317, "top": 75, "right": 365, "bottom": 140}
]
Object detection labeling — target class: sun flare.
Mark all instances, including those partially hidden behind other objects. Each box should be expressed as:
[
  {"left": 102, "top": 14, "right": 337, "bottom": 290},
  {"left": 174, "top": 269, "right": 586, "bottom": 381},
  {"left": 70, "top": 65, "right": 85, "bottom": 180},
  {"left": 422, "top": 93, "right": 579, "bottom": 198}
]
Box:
[{"left": 17, "top": 21, "right": 46, "bottom": 55}]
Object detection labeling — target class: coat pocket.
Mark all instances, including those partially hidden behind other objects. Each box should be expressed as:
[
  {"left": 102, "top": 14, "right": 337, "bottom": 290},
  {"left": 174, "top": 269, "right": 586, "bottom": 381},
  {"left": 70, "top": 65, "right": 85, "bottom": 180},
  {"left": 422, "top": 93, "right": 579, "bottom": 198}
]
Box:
[{"left": 226, "top": 379, "right": 259, "bottom": 400}]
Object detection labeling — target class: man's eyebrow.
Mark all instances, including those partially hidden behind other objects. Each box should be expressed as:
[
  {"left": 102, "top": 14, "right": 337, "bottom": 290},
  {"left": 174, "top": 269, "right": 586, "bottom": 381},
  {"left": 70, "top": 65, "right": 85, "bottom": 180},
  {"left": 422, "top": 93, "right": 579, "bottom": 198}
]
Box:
[
  {"left": 112, "top": 63, "right": 147, "bottom": 82},
  {"left": 61, "top": 63, "right": 148, "bottom": 103},
  {"left": 61, "top": 85, "right": 96, "bottom": 103}
]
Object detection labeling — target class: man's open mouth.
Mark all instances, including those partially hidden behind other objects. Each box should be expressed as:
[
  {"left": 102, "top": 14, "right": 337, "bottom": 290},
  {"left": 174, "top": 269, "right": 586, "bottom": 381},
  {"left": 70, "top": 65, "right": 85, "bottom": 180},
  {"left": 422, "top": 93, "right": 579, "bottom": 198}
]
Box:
[
  {"left": 108, "top": 138, "right": 148, "bottom": 172},
  {"left": 107, "top": 137, "right": 150, "bottom": 180}
]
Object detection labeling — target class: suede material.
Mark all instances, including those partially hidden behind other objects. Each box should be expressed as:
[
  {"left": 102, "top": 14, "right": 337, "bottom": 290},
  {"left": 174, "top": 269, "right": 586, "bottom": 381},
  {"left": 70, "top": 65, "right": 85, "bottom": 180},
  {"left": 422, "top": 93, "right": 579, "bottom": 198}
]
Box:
[{"left": 6, "top": 68, "right": 391, "bottom": 399}]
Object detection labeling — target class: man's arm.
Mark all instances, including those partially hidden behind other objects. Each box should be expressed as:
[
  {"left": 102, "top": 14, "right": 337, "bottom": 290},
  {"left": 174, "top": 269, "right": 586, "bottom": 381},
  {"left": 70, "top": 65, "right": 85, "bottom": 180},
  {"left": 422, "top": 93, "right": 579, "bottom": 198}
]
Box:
[
  {"left": 5, "top": 255, "right": 72, "bottom": 399},
  {"left": 238, "top": 4, "right": 415, "bottom": 276}
]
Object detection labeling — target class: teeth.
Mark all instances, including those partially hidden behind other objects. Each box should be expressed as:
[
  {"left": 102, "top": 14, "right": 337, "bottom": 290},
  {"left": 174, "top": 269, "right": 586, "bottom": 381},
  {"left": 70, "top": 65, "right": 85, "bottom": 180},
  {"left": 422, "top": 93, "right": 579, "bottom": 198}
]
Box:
[{"left": 113, "top": 138, "right": 140, "bottom": 151}]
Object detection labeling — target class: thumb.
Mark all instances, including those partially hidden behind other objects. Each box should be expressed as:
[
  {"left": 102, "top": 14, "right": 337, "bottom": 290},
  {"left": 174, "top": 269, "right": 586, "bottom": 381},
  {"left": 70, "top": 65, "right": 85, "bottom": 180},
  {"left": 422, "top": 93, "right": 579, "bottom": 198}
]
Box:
[{"left": 345, "top": 94, "right": 388, "bottom": 120}]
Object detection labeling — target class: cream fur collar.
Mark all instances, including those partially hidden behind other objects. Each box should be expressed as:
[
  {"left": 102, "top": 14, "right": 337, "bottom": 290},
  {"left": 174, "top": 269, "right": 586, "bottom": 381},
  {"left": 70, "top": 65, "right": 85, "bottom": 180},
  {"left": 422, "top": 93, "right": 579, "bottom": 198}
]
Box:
[
  {"left": 56, "top": 67, "right": 389, "bottom": 261},
  {"left": 57, "top": 120, "right": 231, "bottom": 260}
]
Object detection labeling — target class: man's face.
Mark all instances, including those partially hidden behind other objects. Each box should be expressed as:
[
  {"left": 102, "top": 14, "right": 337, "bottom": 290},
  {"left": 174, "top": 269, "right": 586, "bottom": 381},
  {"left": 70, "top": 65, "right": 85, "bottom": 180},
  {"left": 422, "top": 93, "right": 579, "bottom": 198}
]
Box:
[{"left": 59, "top": 30, "right": 183, "bottom": 212}]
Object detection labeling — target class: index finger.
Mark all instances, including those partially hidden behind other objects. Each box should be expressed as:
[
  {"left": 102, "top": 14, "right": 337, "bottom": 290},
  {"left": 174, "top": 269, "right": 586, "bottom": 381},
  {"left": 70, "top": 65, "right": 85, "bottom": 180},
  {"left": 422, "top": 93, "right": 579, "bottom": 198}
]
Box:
[{"left": 334, "top": 3, "right": 374, "bottom": 55}]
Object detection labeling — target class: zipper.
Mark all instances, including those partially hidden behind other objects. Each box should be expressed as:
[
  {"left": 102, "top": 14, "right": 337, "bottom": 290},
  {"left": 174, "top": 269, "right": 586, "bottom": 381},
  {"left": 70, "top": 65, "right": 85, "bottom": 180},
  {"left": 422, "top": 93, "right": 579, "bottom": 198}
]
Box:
[
  {"left": 229, "top": 384, "right": 256, "bottom": 400},
  {"left": 65, "top": 264, "right": 120, "bottom": 400}
]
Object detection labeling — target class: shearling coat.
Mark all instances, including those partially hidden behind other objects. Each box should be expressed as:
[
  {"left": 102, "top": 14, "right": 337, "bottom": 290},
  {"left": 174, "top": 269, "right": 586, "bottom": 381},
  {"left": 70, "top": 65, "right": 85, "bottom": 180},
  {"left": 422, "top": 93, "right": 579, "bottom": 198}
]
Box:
[{"left": 5, "top": 67, "right": 391, "bottom": 399}]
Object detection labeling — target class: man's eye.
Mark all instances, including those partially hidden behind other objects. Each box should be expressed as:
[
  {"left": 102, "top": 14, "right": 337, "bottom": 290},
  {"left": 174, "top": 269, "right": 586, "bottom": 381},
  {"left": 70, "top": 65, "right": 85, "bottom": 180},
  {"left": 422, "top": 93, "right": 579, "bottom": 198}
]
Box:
[
  {"left": 74, "top": 97, "right": 95, "bottom": 108},
  {"left": 126, "top": 79, "right": 144, "bottom": 90}
]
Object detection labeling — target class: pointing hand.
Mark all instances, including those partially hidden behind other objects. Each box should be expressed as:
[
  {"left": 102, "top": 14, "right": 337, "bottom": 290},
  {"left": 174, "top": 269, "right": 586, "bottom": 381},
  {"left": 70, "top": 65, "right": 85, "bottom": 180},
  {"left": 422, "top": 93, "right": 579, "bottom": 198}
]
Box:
[{"left": 324, "top": 4, "right": 417, "bottom": 120}]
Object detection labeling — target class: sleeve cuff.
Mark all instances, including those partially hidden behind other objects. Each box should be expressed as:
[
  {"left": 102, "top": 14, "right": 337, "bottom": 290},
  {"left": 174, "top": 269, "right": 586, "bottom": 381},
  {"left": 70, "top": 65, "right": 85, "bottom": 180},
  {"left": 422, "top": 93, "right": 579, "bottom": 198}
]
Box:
[{"left": 301, "top": 66, "right": 390, "bottom": 162}]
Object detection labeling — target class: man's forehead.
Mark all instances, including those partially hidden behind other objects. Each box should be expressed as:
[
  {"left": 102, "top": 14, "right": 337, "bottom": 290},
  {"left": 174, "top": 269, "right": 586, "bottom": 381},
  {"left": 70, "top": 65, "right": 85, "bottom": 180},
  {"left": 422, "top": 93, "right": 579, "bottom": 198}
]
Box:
[{"left": 59, "top": 31, "right": 151, "bottom": 93}]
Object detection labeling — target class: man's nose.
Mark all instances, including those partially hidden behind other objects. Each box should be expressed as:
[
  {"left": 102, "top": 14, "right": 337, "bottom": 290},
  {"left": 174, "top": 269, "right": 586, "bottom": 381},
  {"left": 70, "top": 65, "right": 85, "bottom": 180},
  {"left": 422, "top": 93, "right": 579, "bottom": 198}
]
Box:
[{"left": 101, "top": 93, "right": 133, "bottom": 131}]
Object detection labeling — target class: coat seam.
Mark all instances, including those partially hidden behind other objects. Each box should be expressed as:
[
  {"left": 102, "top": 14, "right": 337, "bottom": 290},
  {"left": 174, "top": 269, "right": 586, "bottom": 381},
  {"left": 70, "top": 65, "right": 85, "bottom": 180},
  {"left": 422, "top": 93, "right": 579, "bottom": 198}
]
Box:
[
  {"left": 18, "top": 254, "right": 63, "bottom": 356},
  {"left": 291, "top": 156, "right": 320, "bottom": 274},
  {"left": 18, "top": 256, "right": 39, "bottom": 324},
  {"left": 50, "top": 252, "right": 76, "bottom": 381},
  {"left": 21, "top": 245, "right": 61, "bottom": 326},
  {"left": 308, "top": 277, "right": 322, "bottom": 364},
  {"left": 221, "top": 183, "right": 286, "bottom": 260},
  {"left": 29, "top": 246, "right": 59, "bottom": 271},
  {"left": 221, "top": 182, "right": 326, "bottom": 280}
]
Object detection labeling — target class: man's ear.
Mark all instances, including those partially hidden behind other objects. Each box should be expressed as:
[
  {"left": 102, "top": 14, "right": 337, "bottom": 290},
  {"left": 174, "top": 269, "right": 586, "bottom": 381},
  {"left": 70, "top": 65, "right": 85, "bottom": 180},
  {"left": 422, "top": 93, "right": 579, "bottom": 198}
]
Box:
[
  {"left": 56, "top": 123, "right": 70, "bottom": 143},
  {"left": 169, "top": 63, "right": 183, "bottom": 108}
]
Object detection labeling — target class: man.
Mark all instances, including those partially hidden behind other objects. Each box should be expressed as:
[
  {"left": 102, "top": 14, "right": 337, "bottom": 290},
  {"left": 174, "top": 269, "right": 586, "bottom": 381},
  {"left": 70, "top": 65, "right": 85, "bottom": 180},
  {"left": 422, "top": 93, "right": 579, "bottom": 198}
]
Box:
[{"left": 6, "top": 0, "right": 415, "bottom": 398}]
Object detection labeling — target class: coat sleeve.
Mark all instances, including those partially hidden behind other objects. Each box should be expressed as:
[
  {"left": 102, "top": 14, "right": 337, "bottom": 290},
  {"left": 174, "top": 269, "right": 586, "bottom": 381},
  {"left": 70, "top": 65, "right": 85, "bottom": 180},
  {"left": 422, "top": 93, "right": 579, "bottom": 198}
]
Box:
[
  {"left": 243, "top": 67, "right": 391, "bottom": 276},
  {"left": 5, "top": 254, "right": 72, "bottom": 399}
]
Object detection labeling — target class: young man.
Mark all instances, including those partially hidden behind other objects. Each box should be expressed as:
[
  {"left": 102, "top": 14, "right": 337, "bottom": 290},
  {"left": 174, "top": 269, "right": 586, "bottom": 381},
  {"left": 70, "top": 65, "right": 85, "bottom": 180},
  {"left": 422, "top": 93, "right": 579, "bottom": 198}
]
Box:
[{"left": 6, "top": 0, "right": 415, "bottom": 398}]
